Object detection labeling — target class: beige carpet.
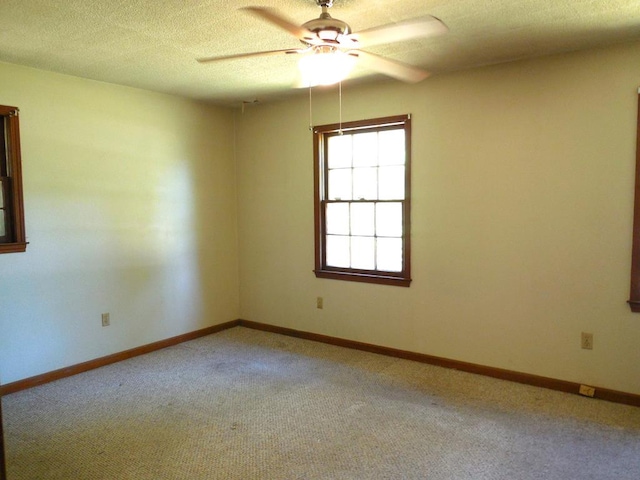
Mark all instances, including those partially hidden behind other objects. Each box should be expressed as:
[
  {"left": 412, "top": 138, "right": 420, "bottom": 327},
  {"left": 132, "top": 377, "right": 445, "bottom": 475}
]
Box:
[{"left": 3, "top": 326, "right": 640, "bottom": 479}]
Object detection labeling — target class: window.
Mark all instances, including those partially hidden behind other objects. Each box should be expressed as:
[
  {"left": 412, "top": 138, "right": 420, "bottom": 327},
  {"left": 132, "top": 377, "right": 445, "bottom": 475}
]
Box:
[
  {"left": 313, "top": 114, "right": 411, "bottom": 287},
  {"left": 0, "top": 105, "right": 27, "bottom": 254}
]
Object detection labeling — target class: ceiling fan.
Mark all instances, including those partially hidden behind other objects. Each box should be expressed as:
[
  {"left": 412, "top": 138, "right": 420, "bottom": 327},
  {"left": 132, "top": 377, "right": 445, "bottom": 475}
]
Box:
[{"left": 197, "top": 0, "right": 448, "bottom": 86}]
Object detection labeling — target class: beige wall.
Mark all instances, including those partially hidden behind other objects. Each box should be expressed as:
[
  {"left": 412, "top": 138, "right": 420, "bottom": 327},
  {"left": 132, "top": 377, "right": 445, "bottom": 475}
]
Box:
[
  {"left": 0, "top": 62, "right": 239, "bottom": 384},
  {"left": 236, "top": 41, "right": 640, "bottom": 395},
  {"left": 2, "top": 40, "right": 640, "bottom": 397}
]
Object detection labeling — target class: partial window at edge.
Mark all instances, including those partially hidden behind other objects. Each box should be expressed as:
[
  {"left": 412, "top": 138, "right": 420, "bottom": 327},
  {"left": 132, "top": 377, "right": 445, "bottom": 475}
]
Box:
[
  {"left": 313, "top": 114, "right": 412, "bottom": 287},
  {"left": 0, "top": 105, "right": 27, "bottom": 254},
  {"left": 629, "top": 92, "right": 640, "bottom": 311}
]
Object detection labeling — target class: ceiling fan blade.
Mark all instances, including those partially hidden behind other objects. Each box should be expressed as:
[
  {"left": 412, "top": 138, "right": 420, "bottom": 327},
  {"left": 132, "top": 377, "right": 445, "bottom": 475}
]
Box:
[
  {"left": 197, "top": 48, "right": 307, "bottom": 64},
  {"left": 241, "top": 7, "right": 315, "bottom": 42},
  {"left": 347, "top": 15, "right": 448, "bottom": 49},
  {"left": 355, "top": 50, "right": 429, "bottom": 83}
]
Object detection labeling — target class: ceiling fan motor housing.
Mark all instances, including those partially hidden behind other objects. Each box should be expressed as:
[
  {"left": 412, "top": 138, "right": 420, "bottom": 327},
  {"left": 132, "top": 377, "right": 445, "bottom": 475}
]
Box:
[{"left": 302, "top": 13, "right": 352, "bottom": 44}]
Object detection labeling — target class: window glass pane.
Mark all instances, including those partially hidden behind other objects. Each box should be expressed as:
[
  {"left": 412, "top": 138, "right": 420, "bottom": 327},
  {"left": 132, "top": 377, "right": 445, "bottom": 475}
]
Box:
[
  {"left": 328, "top": 168, "right": 352, "bottom": 200},
  {"left": 326, "top": 235, "right": 350, "bottom": 267},
  {"left": 351, "top": 236, "right": 375, "bottom": 270},
  {"left": 378, "top": 166, "right": 405, "bottom": 200},
  {"left": 378, "top": 130, "right": 405, "bottom": 166},
  {"left": 377, "top": 237, "right": 403, "bottom": 272},
  {"left": 0, "top": 180, "right": 4, "bottom": 208},
  {"left": 353, "top": 167, "right": 377, "bottom": 200},
  {"left": 0, "top": 118, "right": 6, "bottom": 177},
  {"left": 0, "top": 210, "right": 5, "bottom": 237},
  {"left": 326, "top": 203, "right": 350, "bottom": 235},
  {"left": 351, "top": 202, "right": 375, "bottom": 236},
  {"left": 353, "top": 132, "right": 378, "bottom": 167},
  {"left": 328, "top": 135, "right": 352, "bottom": 169},
  {"left": 376, "top": 202, "right": 403, "bottom": 237}
]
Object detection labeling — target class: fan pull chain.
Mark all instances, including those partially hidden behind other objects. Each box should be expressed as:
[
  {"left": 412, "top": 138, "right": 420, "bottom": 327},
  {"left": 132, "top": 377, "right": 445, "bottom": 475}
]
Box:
[
  {"left": 338, "top": 81, "right": 343, "bottom": 135},
  {"left": 308, "top": 85, "right": 313, "bottom": 131}
]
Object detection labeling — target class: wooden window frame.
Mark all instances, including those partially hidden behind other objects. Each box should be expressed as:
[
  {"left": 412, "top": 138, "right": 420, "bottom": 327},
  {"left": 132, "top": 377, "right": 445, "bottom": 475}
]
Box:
[
  {"left": 0, "top": 105, "right": 27, "bottom": 254},
  {"left": 313, "top": 114, "right": 412, "bottom": 287},
  {"left": 629, "top": 92, "right": 640, "bottom": 311},
  {"left": 0, "top": 397, "right": 5, "bottom": 480}
]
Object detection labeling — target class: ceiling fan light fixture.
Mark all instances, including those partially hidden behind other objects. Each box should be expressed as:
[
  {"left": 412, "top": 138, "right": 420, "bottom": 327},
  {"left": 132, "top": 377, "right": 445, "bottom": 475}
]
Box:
[{"left": 298, "top": 47, "right": 357, "bottom": 87}]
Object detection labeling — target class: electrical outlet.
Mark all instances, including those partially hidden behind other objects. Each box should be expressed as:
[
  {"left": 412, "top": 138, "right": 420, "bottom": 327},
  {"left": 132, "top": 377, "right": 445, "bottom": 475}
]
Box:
[
  {"left": 579, "top": 384, "right": 596, "bottom": 397},
  {"left": 581, "top": 332, "right": 593, "bottom": 350},
  {"left": 101, "top": 313, "right": 110, "bottom": 327},
  {"left": 316, "top": 297, "right": 323, "bottom": 309}
]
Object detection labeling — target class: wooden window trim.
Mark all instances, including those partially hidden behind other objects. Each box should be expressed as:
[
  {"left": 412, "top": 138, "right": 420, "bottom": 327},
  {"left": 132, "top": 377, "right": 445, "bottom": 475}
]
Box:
[
  {"left": 313, "top": 114, "right": 412, "bottom": 287},
  {"left": 0, "top": 105, "right": 27, "bottom": 254}
]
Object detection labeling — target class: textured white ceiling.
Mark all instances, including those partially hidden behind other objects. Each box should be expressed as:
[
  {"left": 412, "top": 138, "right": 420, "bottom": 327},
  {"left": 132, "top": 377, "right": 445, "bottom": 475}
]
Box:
[{"left": 1, "top": 0, "right": 640, "bottom": 106}]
